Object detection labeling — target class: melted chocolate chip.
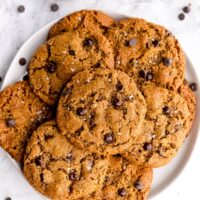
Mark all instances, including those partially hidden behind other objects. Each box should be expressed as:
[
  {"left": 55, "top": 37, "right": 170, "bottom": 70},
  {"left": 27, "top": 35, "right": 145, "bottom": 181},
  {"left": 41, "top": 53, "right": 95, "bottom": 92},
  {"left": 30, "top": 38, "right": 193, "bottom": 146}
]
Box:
[
  {"left": 152, "top": 39, "right": 159, "bottom": 47},
  {"left": 66, "top": 153, "right": 74, "bottom": 161},
  {"left": 183, "top": 6, "right": 191, "bottom": 13},
  {"left": 134, "top": 181, "right": 144, "bottom": 190},
  {"left": 162, "top": 57, "right": 173, "bottom": 66},
  {"left": 112, "top": 97, "right": 122, "bottom": 108},
  {"left": 17, "top": 5, "right": 25, "bottom": 13},
  {"left": 50, "top": 3, "right": 59, "bottom": 12},
  {"left": 68, "top": 50, "right": 75, "bottom": 55},
  {"left": 46, "top": 61, "right": 57, "bottom": 73},
  {"left": 6, "top": 118, "right": 16, "bottom": 127},
  {"left": 83, "top": 39, "right": 94, "bottom": 47},
  {"left": 23, "top": 74, "right": 28, "bottom": 81},
  {"left": 76, "top": 107, "right": 87, "bottom": 116},
  {"left": 69, "top": 170, "right": 78, "bottom": 181},
  {"left": 104, "top": 132, "right": 114, "bottom": 144},
  {"left": 116, "top": 81, "right": 123, "bottom": 91},
  {"left": 44, "top": 135, "right": 54, "bottom": 141},
  {"left": 93, "top": 62, "right": 101, "bottom": 68},
  {"left": 75, "top": 126, "right": 84, "bottom": 136},
  {"left": 118, "top": 188, "right": 127, "bottom": 197},
  {"left": 146, "top": 72, "right": 153, "bottom": 81},
  {"left": 40, "top": 173, "right": 44, "bottom": 182},
  {"left": 178, "top": 13, "right": 185, "bottom": 20},
  {"left": 63, "top": 87, "right": 71, "bottom": 95},
  {"left": 139, "top": 70, "right": 146, "bottom": 78},
  {"left": 189, "top": 82, "right": 198, "bottom": 91},
  {"left": 163, "top": 106, "right": 171, "bottom": 115},
  {"left": 143, "top": 143, "right": 152, "bottom": 151},
  {"left": 19, "top": 58, "right": 27, "bottom": 65},
  {"left": 35, "top": 156, "right": 42, "bottom": 166}
]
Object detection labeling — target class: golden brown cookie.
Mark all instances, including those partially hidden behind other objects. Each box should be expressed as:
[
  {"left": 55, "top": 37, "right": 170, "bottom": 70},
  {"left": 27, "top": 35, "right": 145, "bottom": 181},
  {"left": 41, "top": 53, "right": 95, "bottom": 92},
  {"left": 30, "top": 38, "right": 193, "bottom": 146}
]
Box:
[
  {"left": 0, "top": 81, "right": 52, "bottom": 161},
  {"left": 57, "top": 69, "right": 147, "bottom": 155},
  {"left": 29, "top": 28, "right": 114, "bottom": 106},
  {"left": 23, "top": 120, "right": 109, "bottom": 200},
  {"left": 48, "top": 10, "right": 115, "bottom": 39},
  {"left": 84, "top": 156, "right": 153, "bottom": 200},
  {"left": 178, "top": 82, "right": 196, "bottom": 136},
  {"left": 107, "top": 18, "right": 185, "bottom": 91},
  {"left": 123, "top": 85, "right": 190, "bottom": 167}
]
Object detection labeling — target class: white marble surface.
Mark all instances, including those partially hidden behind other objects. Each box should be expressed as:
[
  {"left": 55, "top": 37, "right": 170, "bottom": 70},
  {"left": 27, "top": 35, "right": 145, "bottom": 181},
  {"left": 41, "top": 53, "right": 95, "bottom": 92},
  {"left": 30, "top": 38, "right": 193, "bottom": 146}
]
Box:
[{"left": 0, "top": 0, "right": 200, "bottom": 199}]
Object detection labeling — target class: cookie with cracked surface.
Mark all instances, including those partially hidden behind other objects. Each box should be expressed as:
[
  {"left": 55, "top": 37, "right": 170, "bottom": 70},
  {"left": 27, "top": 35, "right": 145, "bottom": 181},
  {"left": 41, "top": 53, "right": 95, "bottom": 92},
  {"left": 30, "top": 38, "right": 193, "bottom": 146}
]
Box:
[
  {"left": 57, "top": 69, "right": 147, "bottom": 155},
  {"left": 0, "top": 81, "right": 52, "bottom": 161},
  {"left": 28, "top": 28, "right": 114, "bottom": 106},
  {"left": 123, "top": 85, "right": 190, "bottom": 167},
  {"left": 83, "top": 156, "right": 153, "bottom": 200},
  {"left": 178, "top": 82, "right": 196, "bottom": 136},
  {"left": 23, "top": 120, "right": 109, "bottom": 200},
  {"left": 48, "top": 10, "right": 115, "bottom": 39},
  {"left": 107, "top": 18, "right": 185, "bottom": 91}
]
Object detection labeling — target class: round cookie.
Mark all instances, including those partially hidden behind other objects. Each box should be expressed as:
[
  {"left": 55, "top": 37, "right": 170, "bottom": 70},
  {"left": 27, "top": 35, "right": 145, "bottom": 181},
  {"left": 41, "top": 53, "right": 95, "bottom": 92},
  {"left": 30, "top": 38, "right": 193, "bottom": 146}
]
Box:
[
  {"left": 107, "top": 18, "right": 185, "bottom": 91},
  {"left": 178, "top": 82, "right": 196, "bottom": 136},
  {"left": 48, "top": 10, "right": 115, "bottom": 39},
  {"left": 23, "top": 120, "right": 109, "bottom": 200},
  {"left": 0, "top": 81, "right": 52, "bottom": 161},
  {"left": 123, "top": 85, "right": 190, "bottom": 167},
  {"left": 29, "top": 28, "right": 114, "bottom": 106},
  {"left": 57, "top": 69, "right": 147, "bottom": 155},
  {"left": 87, "top": 156, "right": 153, "bottom": 200}
]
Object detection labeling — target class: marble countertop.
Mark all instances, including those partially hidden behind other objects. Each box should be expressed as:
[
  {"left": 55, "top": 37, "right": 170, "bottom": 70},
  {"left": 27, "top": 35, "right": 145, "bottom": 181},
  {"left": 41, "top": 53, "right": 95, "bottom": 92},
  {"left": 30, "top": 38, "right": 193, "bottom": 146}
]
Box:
[{"left": 0, "top": 0, "right": 200, "bottom": 199}]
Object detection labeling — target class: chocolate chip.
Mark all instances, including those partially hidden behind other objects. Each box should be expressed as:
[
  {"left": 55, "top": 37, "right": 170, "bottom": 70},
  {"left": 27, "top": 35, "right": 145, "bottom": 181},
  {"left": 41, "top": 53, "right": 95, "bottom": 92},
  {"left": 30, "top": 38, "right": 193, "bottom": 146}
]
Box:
[
  {"left": 183, "top": 6, "right": 191, "bottom": 13},
  {"left": 189, "top": 82, "right": 198, "bottom": 91},
  {"left": 5, "top": 197, "right": 12, "bottom": 200},
  {"left": 19, "top": 58, "right": 27, "bottom": 66},
  {"left": 162, "top": 57, "right": 173, "bottom": 66},
  {"left": 134, "top": 181, "right": 144, "bottom": 190},
  {"left": 112, "top": 97, "right": 122, "bottom": 108},
  {"left": 178, "top": 13, "right": 185, "bottom": 20},
  {"left": 0, "top": 77, "right": 2, "bottom": 82},
  {"left": 116, "top": 81, "right": 123, "bottom": 91},
  {"left": 50, "top": 3, "right": 59, "bottom": 12},
  {"left": 139, "top": 70, "right": 146, "bottom": 78},
  {"left": 63, "top": 87, "right": 71, "bottom": 95},
  {"left": 143, "top": 143, "right": 152, "bottom": 151},
  {"left": 40, "top": 173, "right": 44, "bottom": 182},
  {"left": 163, "top": 106, "right": 171, "bottom": 115},
  {"left": 35, "top": 156, "right": 42, "bottom": 166},
  {"left": 152, "top": 39, "right": 159, "bottom": 47},
  {"left": 44, "top": 135, "right": 54, "bottom": 141},
  {"left": 128, "top": 39, "right": 137, "bottom": 46},
  {"left": 17, "top": 5, "right": 25, "bottom": 13},
  {"left": 46, "top": 61, "right": 57, "bottom": 73},
  {"left": 6, "top": 118, "right": 16, "bottom": 127},
  {"left": 23, "top": 74, "right": 28, "bottom": 81},
  {"left": 66, "top": 153, "right": 74, "bottom": 161},
  {"left": 83, "top": 39, "right": 94, "bottom": 47},
  {"left": 92, "top": 62, "right": 101, "bottom": 68},
  {"left": 68, "top": 50, "right": 75, "bottom": 55},
  {"left": 118, "top": 188, "right": 127, "bottom": 197},
  {"left": 69, "top": 170, "right": 78, "bottom": 181},
  {"left": 76, "top": 107, "right": 87, "bottom": 116},
  {"left": 146, "top": 72, "right": 153, "bottom": 81},
  {"left": 104, "top": 132, "right": 114, "bottom": 144}
]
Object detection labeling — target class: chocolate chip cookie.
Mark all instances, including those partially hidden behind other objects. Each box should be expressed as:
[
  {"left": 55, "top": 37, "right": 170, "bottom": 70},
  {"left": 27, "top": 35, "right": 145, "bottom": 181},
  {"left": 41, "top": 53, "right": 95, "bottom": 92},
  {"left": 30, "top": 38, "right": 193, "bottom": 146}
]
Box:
[
  {"left": 23, "top": 120, "right": 109, "bottom": 200},
  {"left": 57, "top": 69, "right": 147, "bottom": 155},
  {"left": 88, "top": 156, "right": 153, "bottom": 200},
  {"left": 48, "top": 10, "right": 115, "bottom": 39},
  {"left": 107, "top": 18, "right": 185, "bottom": 91},
  {"left": 29, "top": 28, "right": 114, "bottom": 106},
  {"left": 123, "top": 85, "right": 190, "bottom": 167},
  {"left": 0, "top": 81, "right": 52, "bottom": 161},
  {"left": 178, "top": 82, "right": 196, "bottom": 136}
]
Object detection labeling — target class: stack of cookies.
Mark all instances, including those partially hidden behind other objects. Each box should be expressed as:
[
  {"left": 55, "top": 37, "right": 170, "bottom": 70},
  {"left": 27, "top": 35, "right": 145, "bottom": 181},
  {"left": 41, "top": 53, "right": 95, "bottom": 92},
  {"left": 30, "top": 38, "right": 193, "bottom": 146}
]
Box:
[{"left": 0, "top": 10, "right": 196, "bottom": 200}]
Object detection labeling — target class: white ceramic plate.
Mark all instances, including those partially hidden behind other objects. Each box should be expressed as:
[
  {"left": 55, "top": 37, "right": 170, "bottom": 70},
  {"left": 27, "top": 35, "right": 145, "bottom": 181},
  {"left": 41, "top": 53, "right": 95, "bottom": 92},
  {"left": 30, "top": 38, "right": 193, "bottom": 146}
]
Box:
[{"left": 1, "top": 11, "right": 200, "bottom": 199}]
